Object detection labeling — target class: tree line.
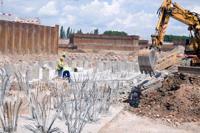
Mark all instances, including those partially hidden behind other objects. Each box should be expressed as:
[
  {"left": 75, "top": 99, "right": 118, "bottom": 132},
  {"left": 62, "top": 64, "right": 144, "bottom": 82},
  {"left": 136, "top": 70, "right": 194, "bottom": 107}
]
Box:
[
  {"left": 164, "top": 35, "right": 189, "bottom": 42},
  {"left": 60, "top": 26, "right": 74, "bottom": 39},
  {"left": 60, "top": 26, "right": 128, "bottom": 39},
  {"left": 60, "top": 26, "right": 189, "bottom": 42}
]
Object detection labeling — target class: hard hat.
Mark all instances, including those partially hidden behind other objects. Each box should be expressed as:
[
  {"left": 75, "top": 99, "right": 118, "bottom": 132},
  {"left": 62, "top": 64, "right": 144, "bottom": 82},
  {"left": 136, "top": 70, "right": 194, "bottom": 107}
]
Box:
[
  {"left": 60, "top": 57, "right": 64, "bottom": 61},
  {"left": 62, "top": 52, "right": 66, "bottom": 58}
]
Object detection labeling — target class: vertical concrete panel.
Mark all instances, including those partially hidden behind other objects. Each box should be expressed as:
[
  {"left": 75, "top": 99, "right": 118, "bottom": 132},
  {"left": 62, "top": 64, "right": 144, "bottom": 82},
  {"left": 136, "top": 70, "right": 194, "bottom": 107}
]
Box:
[
  {"left": 4, "top": 23, "right": 8, "bottom": 53},
  {"left": 44, "top": 26, "right": 48, "bottom": 54},
  {"left": 46, "top": 26, "right": 50, "bottom": 54},
  {"left": 14, "top": 23, "right": 20, "bottom": 54},
  {"left": 56, "top": 25, "right": 59, "bottom": 54},
  {"left": 21, "top": 23, "right": 26, "bottom": 54},
  {"left": 31, "top": 24, "right": 36, "bottom": 54},
  {"left": 7, "top": 22, "right": 13, "bottom": 53},
  {"left": 0, "top": 21, "right": 3, "bottom": 53},
  {"left": 53, "top": 25, "right": 59, "bottom": 54},
  {"left": 41, "top": 26, "right": 45, "bottom": 53},
  {"left": 34, "top": 25, "right": 39, "bottom": 54},
  {"left": 24, "top": 24, "right": 29, "bottom": 54},
  {"left": 38, "top": 26, "right": 43, "bottom": 53},
  {"left": 18, "top": 23, "right": 22, "bottom": 54},
  {"left": 48, "top": 28, "right": 52, "bottom": 54},
  {"left": 47, "top": 27, "right": 51, "bottom": 54},
  {"left": 50, "top": 27, "right": 54, "bottom": 54},
  {"left": 27, "top": 24, "right": 32, "bottom": 54},
  {"left": 11, "top": 22, "right": 15, "bottom": 54},
  {"left": 29, "top": 24, "right": 33, "bottom": 54},
  {"left": 52, "top": 26, "right": 56, "bottom": 54},
  {"left": 45, "top": 27, "right": 48, "bottom": 54},
  {"left": 37, "top": 26, "right": 41, "bottom": 54}
]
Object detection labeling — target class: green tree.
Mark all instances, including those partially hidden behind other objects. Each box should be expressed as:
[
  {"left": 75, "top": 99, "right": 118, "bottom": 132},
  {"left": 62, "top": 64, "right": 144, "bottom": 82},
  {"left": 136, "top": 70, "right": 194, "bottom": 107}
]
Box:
[
  {"left": 67, "top": 28, "right": 74, "bottom": 38},
  {"left": 164, "top": 35, "right": 189, "bottom": 42},
  {"left": 94, "top": 29, "right": 99, "bottom": 35},
  {"left": 103, "top": 30, "right": 128, "bottom": 36},
  {"left": 68, "top": 28, "right": 75, "bottom": 39},
  {"left": 76, "top": 29, "right": 83, "bottom": 34},
  {"left": 66, "top": 27, "right": 71, "bottom": 39},
  {"left": 60, "top": 26, "right": 66, "bottom": 39}
]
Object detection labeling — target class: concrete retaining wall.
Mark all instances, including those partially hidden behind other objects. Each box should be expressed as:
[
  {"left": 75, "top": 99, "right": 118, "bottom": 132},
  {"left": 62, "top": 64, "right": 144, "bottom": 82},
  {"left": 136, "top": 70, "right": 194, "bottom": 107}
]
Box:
[
  {"left": 70, "top": 34, "right": 139, "bottom": 51},
  {"left": 0, "top": 20, "right": 59, "bottom": 54}
]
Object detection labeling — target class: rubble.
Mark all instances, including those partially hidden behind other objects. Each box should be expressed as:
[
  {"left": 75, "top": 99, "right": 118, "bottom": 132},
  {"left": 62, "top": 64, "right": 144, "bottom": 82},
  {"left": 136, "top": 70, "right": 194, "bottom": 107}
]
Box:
[{"left": 128, "top": 73, "right": 200, "bottom": 124}]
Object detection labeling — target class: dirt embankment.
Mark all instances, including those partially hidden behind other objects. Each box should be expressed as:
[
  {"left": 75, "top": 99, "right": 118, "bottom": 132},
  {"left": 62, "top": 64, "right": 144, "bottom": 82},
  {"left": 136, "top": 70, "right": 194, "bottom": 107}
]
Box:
[{"left": 129, "top": 73, "right": 200, "bottom": 124}]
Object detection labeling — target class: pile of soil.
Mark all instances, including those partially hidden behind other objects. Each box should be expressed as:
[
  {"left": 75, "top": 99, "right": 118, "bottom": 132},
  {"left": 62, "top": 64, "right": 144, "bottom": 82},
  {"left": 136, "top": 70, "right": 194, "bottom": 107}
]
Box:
[{"left": 129, "top": 73, "right": 200, "bottom": 124}]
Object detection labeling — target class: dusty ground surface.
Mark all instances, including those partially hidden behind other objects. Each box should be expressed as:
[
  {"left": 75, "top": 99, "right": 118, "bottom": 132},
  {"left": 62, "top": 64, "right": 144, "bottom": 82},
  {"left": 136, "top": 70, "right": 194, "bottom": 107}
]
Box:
[
  {"left": 0, "top": 50, "right": 136, "bottom": 63},
  {"left": 1, "top": 47, "right": 199, "bottom": 133},
  {"left": 129, "top": 73, "right": 200, "bottom": 124},
  {"left": 0, "top": 53, "right": 136, "bottom": 70},
  {"left": 99, "top": 110, "right": 200, "bottom": 133},
  {"left": 16, "top": 106, "right": 124, "bottom": 133},
  {"left": 0, "top": 54, "right": 58, "bottom": 67}
]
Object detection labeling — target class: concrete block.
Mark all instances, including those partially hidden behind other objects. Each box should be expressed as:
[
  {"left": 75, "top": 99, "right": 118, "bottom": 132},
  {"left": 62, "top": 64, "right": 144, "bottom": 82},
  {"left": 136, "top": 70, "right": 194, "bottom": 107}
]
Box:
[
  {"left": 42, "top": 67, "right": 50, "bottom": 81},
  {"left": 48, "top": 61, "right": 56, "bottom": 69},
  {"left": 67, "top": 60, "right": 72, "bottom": 67},
  {"left": 17, "top": 63, "right": 29, "bottom": 77},
  {"left": 41, "top": 64, "right": 57, "bottom": 81},
  {"left": 31, "top": 63, "right": 40, "bottom": 80},
  {"left": 4, "top": 64, "right": 15, "bottom": 76},
  {"left": 71, "top": 61, "right": 77, "bottom": 68},
  {"left": 83, "top": 61, "right": 89, "bottom": 69},
  {"left": 104, "top": 62, "right": 110, "bottom": 71},
  {"left": 111, "top": 62, "right": 118, "bottom": 73},
  {"left": 97, "top": 62, "right": 104, "bottom": 72},
  {"left": 77, "top": 60, "right": 84, "bottom": 68}
]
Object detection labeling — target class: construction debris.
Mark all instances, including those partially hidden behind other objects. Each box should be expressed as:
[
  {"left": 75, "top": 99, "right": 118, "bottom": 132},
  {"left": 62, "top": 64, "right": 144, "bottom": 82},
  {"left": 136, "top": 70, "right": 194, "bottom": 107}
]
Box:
[{"left": 128, "top": 73, "right": 200, "bottom": 124}]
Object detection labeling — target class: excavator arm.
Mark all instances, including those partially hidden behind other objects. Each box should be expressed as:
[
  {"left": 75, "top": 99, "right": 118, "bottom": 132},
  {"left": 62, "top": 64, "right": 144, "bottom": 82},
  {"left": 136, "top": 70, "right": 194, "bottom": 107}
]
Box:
[
  {"left": 138, "top": 0, "right": 172, "bottom": 75},
  {"left": 152, "top": 0, "right": 200, "bottom": 49},
  {"left": 139, "top": 0, "right": 200, "bottom": 75},
  {"left": 152, "top": 0, "right": 171, "bottom": 49}
]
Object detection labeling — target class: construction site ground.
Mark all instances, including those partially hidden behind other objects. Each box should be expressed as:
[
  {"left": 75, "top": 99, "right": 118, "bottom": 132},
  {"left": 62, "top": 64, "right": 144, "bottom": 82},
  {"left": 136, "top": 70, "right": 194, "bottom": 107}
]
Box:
[
  {"left": 99, "top": 73, "right": 200, "bottom": 133},
  {"left": 99, "top": 110, "right": 200, "bottom": 133},
  {"left": 16, "top": 105, "right": 200, "bottom": 133},
  {"left": 0, "top": 48, "right": 200, "bottom": 133},
  {"left": 129, "top": 73, "right": 200, "bottom": 123}
]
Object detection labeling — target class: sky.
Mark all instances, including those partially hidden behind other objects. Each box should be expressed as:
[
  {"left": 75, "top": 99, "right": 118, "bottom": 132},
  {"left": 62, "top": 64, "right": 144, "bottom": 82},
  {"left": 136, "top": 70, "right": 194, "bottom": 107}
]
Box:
[{"left": 1, "top": 0, "right": 200, "bottom": 39}]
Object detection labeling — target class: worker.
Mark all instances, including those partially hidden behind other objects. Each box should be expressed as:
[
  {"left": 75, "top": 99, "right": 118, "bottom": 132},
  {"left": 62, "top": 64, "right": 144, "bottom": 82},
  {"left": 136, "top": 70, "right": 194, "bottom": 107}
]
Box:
[
  {"left": 62, "top": 66, "right": 71, "bottom": 82},
  {"left": 62, "top": 52, "right": 66, "bottom": 58},
  {"left": 56, "top": 57, "right": 64, "bottom": 77},
  {"left": 129, "top": 86, "right": 142, "bottom": 108}
]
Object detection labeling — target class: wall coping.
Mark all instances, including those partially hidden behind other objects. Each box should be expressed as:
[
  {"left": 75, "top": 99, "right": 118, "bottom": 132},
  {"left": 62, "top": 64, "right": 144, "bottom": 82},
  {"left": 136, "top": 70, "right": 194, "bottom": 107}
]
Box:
[{"left": 73, "top": 34, "right": 139, "bottom": 40}]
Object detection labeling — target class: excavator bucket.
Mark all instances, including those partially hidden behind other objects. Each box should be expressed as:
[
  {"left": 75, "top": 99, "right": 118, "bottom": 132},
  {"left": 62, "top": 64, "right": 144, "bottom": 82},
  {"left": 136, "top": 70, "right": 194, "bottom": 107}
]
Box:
[{"left": 138, "top": 49, "right": 157, "bottom": 76}]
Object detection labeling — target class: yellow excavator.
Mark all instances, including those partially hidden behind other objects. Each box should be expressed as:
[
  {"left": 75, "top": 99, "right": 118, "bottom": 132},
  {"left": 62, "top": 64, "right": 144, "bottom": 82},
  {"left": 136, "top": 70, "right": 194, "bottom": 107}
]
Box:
[{"left": 138, "top": 0, "right": 200, "bottom": 75}]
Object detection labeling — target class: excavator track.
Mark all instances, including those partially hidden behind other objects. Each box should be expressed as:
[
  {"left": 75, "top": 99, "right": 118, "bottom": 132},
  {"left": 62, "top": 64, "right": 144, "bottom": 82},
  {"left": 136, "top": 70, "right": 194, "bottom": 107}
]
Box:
[{"left": 178, "top": 66, "right": 200, "bottom": 75}]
